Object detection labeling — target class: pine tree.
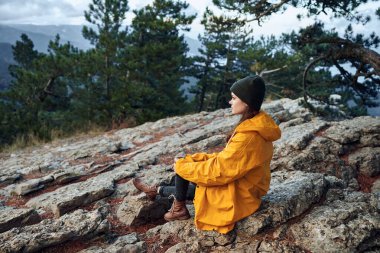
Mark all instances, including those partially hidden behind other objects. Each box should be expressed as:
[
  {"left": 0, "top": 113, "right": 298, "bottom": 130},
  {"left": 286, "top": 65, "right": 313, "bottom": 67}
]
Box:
[
  {"left": 213, "top": 0, "right": 380, "bottom": 116},
  {"left": 191, "top": 8, "right": 249, "bottom": 110},
  {"left": 1, "top": 34, "right": 80, "bottom": 145},
  {"left": 125, "top": 0, "right": 195, "bottom": 122},
  {"left": 82, "top": 0, "right": 130, "bottom": 125}
]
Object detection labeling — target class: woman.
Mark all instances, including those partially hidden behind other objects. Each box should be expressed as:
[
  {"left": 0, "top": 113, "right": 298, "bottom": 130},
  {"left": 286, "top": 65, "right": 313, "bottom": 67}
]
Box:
[{"left": 133, "top": 75, "right": 281, "bottom": 234}]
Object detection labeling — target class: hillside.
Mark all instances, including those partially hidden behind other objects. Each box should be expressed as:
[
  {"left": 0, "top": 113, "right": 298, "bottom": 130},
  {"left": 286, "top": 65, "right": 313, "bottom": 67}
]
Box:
[
  {"left": 0, "top": 98, "right": 379, "bottom": 252},
  {"left": 0, "top": 24, "right": 92, "bottom": 52},
  {"left": 0, "top": 24, "right": 201, "bottom": 91},
  {"left": 0, "top": 42, "right": 14, "bottom": 90}
]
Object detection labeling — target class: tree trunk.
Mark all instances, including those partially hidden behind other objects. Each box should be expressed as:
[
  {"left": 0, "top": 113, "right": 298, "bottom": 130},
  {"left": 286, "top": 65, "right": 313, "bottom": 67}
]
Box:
[{"left": 333, "top": 46, "right": 380, "bottom": 76}]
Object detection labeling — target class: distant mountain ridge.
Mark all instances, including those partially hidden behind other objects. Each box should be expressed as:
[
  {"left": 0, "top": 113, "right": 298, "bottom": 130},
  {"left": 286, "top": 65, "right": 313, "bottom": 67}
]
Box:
[
  {"left": 0, "top": 24, "right": 201, "bottom": 55},
  {"left": 0, "top": 42, "right": 14, "bottom": 90},
  {"left": 0, "top": 24, "right": 201, "bottom": 90},
  {"left": 0, "top": 24, "right": 92, "bottom": 52}
]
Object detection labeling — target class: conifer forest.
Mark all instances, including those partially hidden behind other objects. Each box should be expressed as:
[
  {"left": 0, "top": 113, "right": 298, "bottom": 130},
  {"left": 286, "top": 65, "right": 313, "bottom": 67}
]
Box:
[{"left": 0, "top": 0, "right": 379, "bottom": 148}]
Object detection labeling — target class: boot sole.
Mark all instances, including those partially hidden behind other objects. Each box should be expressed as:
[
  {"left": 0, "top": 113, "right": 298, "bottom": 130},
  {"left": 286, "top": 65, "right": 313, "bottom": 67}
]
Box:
[{"left": 164, "top": 215, "right": 191, "bottom": 222}]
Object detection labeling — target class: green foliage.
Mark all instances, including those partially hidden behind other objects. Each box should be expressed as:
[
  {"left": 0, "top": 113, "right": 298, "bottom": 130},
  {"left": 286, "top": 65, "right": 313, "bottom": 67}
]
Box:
[
  {"left": 291, "top": 22, "right": 380, "bottom": 116},
  {"left": 0, "top": 0, "right": 197, "bottom": 148},
  {"left": 81, "top": 0, "right": 130, "bottom": 123},
  {"left": 212, "top": 0, "right": 380, "bottom": 117},
  {"left": 125, "top": 0, "right": 196, "bottom": 121},
  {"left": 190, "top": 8, "right": 250, "bottom": 111},
  {"left": 1, "top": 34, "right": 81, "bottom": 146},
  {"left": 2, "top": 0, "right": 379, "bottom": 149},
  {"left": 212, "top": 0, "right": 376, "bottom": 23}
]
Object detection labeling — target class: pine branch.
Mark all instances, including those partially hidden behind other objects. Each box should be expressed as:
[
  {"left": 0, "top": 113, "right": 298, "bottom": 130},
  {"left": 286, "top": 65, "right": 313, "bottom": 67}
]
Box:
[
  {"left": 302, "top": 55, "right": 327, "bottom": 104},
  {"left": 245, "top": 0, "right": 291, "bottom": 23},
  {"left": 259, "top": 65, "right": 288, "bottom": 76}
]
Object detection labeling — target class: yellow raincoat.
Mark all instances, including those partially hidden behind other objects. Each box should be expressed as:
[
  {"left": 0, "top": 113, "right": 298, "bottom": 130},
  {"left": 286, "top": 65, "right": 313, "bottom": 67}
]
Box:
[{"left": 175, "top": 111, "right": 281, "bottom": 234}]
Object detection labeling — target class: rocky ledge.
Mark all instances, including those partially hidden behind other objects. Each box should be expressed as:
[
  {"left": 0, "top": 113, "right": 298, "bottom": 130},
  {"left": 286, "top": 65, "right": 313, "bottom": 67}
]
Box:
[{"left": 0, "top": 98, "right": 379, "bottom": 253}]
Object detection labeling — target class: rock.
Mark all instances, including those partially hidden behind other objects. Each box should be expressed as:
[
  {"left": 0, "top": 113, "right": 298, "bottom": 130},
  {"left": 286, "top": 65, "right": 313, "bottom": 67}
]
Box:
[
  {"left": 268, "top": 98, "right": 312, "bottom": 123},
  {"left": 201, "top": 230, "right": 236, "bottom": 246},
  {"left": 275, "top": 136, "right": 342, "bottom": 169},
  {"left": 273, "top": 119, "right": 329, "bottom": 158},
  {"left": 290, "top": 191, "right": 380, "bottom": 253},
  {"left": 279, "top": 117, "right": 307, "bottom": 128},
  {"left": 106, "top": 233, "right": 146, "bottom": 253},
  {"left": 114, "top": 180, "right": 138, "bottom": 198},
  {"left": 186, "top": 134, "right": 226, "bottom": 153},
  {"left": 117, "top": 194, "right": 171, "bottom": 226},
  {"left": 135, "top": 164, "right": 175, "bottom": 186},
  {"left": 236, "top": 171, "right": 327, "bottom": 236},
  {"left": 77, "top": 246, "right": 105, "bottom": 253},
  {"left": 25, "top": 164, "right": 136, "bottom": 217},
  {"left": 126, "top": 113, "right": 237, "bottom": 166},
  {"left": 53, "top": 171, "right": 82, "bottom": 184},
  {"left": 0, "top": 173, "right": 21, "bottom": 186},
  {"left": 372, "top": 179, "right": 380, "bottom": 193},
  {"left": 13, "top": 175, "right": 54, "bottom": 195},
  {"left": 232, "top": 240, "right": 261, "bottom": 253},
  {"left": 146, "top": 218, "right": 194, "bottom": 241},
  {"left": 0, "top": 98, "right": 379, "bottom": 253},
  {"left": 0, "top": 209, "right": 109, "bottom": 253},
  {"left": 79, "top": 233, "right": 146, "bottom": 253},
  {"left": 145, "top": 171, "right": 327, "bottom": 248},
  {"left": 94, "top": 163, "right": 137, "bottom": 182},
  {"left": 0, "top": 206, "right": 41, "bottom": 233},
  {"left": 272, "top": 224, "right": 289, "bottom": 239},
  {"left": 165, "top": 241, "right": 201, "bottom": 253},
  {"left": 257, "top": 240, "right": 307, "bottom": 253},
  {"left": 26, "top": 175, "right": 115, "bottom": 217},
  {"left": 348, "top": 147, "right": 380, "bottom": 177},
  {"left": 323, "top": 116, "right": 380, "bottom": 145}
]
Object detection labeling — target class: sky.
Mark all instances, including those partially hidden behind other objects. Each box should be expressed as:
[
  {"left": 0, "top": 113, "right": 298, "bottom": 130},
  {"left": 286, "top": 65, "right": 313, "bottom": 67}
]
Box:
[{"left": 0, "top": 0, "right": 379, "bottom": 40}]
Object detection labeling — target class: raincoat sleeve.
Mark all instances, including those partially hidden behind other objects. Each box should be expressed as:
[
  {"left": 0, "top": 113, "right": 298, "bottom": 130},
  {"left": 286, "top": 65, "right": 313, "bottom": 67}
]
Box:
[
  {"left": 175, "top": 132, "right": 273, "bottom": 186},
  {"left": 181, "top": 153, "right": 218, "bottom": 162}
]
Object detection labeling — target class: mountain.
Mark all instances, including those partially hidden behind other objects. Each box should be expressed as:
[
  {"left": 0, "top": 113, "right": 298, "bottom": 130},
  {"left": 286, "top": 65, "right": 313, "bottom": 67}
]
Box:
[
  {"left": 185, "top": 35, "right": 201, "bottom": 56},
  {"left": 0, "top": 24, "right": 201, "bottom": 91},
  {"left": 0, "top": 24, "right": 94, "bottom": 90},
  {"left": 0, "top": 24, "right": 201, "bottom": 55},
  {"left": 0, "top": 42, "right": 14, "bottom": 90},
  {"left": 0, "top": 24, "right": 92, "bottom": 52}
]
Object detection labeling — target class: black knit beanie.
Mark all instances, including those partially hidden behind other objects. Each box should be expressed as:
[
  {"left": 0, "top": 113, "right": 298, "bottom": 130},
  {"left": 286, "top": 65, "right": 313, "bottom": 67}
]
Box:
[{"left": 230, "top": 75, "right": 266, "bottom": 111}]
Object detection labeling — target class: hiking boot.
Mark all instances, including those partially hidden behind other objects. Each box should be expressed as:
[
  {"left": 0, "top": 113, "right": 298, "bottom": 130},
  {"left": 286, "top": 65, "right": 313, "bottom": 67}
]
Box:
[
  {"left": 164, "top": 198, "right": 191, "bottom": 221},
  {"left": 132, "top": 178, "right": 158, "bottom": 201}
]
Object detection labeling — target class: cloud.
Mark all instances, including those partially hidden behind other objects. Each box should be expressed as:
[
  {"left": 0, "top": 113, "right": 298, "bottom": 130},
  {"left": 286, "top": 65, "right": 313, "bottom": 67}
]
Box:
[
  {"left": 0, "top": 0, "right": 84, "bottom": 24},
  {"left": 0, "top": 0, "right": 377, "bottom": 41}
]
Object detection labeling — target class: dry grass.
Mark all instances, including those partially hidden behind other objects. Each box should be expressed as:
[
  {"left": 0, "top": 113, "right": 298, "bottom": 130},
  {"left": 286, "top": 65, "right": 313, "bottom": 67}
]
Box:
[
  {"left": 3, "top": 132, "right": 46, "bottom": 152},
  {"left": 0, "top": 123, "right": 106, "bottom": 154}
]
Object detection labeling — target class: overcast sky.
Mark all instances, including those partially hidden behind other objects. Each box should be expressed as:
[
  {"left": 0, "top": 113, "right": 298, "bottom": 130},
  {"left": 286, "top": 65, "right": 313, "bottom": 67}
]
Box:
[{"left": 0, "top": 0, "right": 378, "bottom": 39}]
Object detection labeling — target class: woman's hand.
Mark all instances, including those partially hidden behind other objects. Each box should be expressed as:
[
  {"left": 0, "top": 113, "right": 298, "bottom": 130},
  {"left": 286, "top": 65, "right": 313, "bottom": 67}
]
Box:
[{"left": 174, "top": 151, "right": 186, "bottom": 162}]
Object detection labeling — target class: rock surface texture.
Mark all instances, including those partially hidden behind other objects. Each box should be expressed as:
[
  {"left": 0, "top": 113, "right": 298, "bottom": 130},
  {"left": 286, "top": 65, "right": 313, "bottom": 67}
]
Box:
[{"left": 0, "top": 98, "right": 379, "bottom": 252}]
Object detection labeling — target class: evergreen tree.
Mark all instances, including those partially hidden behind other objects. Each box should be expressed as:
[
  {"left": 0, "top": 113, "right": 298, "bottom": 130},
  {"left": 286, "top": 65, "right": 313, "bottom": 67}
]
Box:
[
  {"left": 291, "top": 23, "right": 379, "bottom": 115},
  {"left": 126, "top": 0, "right": 195, "bottom": 122},
  {"left": 212, "top": 0, "right": 375, "bottom": 23},
  {"left": 191, "top": 8, "right": 249, "bottom": 110},
  {"left": 213, "top": 0, "right": 380, "bottom": 116},
  {"left": 236, "top": 35, "right": 300, "bottom": 100},
  {"left": 1, "top": 34, "right": 44, "bottom": 144},
  {"left": 1, "top": 34, "right": 80, "bottom": 145},
  {"left": 190, "top": 8, "right": 224, "bottom": 112},
  {"left": 82, "top": 0, "right": 130, "bottom": 125}
]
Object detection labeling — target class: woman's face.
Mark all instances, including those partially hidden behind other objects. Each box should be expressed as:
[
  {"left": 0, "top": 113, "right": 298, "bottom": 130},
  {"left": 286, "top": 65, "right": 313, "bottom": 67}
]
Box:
[{"left": 229, "top": 92, "right": 248, "bottom": 115}]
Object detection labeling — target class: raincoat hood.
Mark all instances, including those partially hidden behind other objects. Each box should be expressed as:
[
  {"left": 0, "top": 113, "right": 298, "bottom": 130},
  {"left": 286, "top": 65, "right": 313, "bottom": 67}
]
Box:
[{"left": 236, "top": 111, "right": 281, "bottom": 142}]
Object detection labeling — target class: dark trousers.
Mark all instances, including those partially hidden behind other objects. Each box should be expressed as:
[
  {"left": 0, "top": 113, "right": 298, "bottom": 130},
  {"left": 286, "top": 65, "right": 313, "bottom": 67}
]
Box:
[{"left": 158, "top": 174, "right": 195, "bottom": 201}]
